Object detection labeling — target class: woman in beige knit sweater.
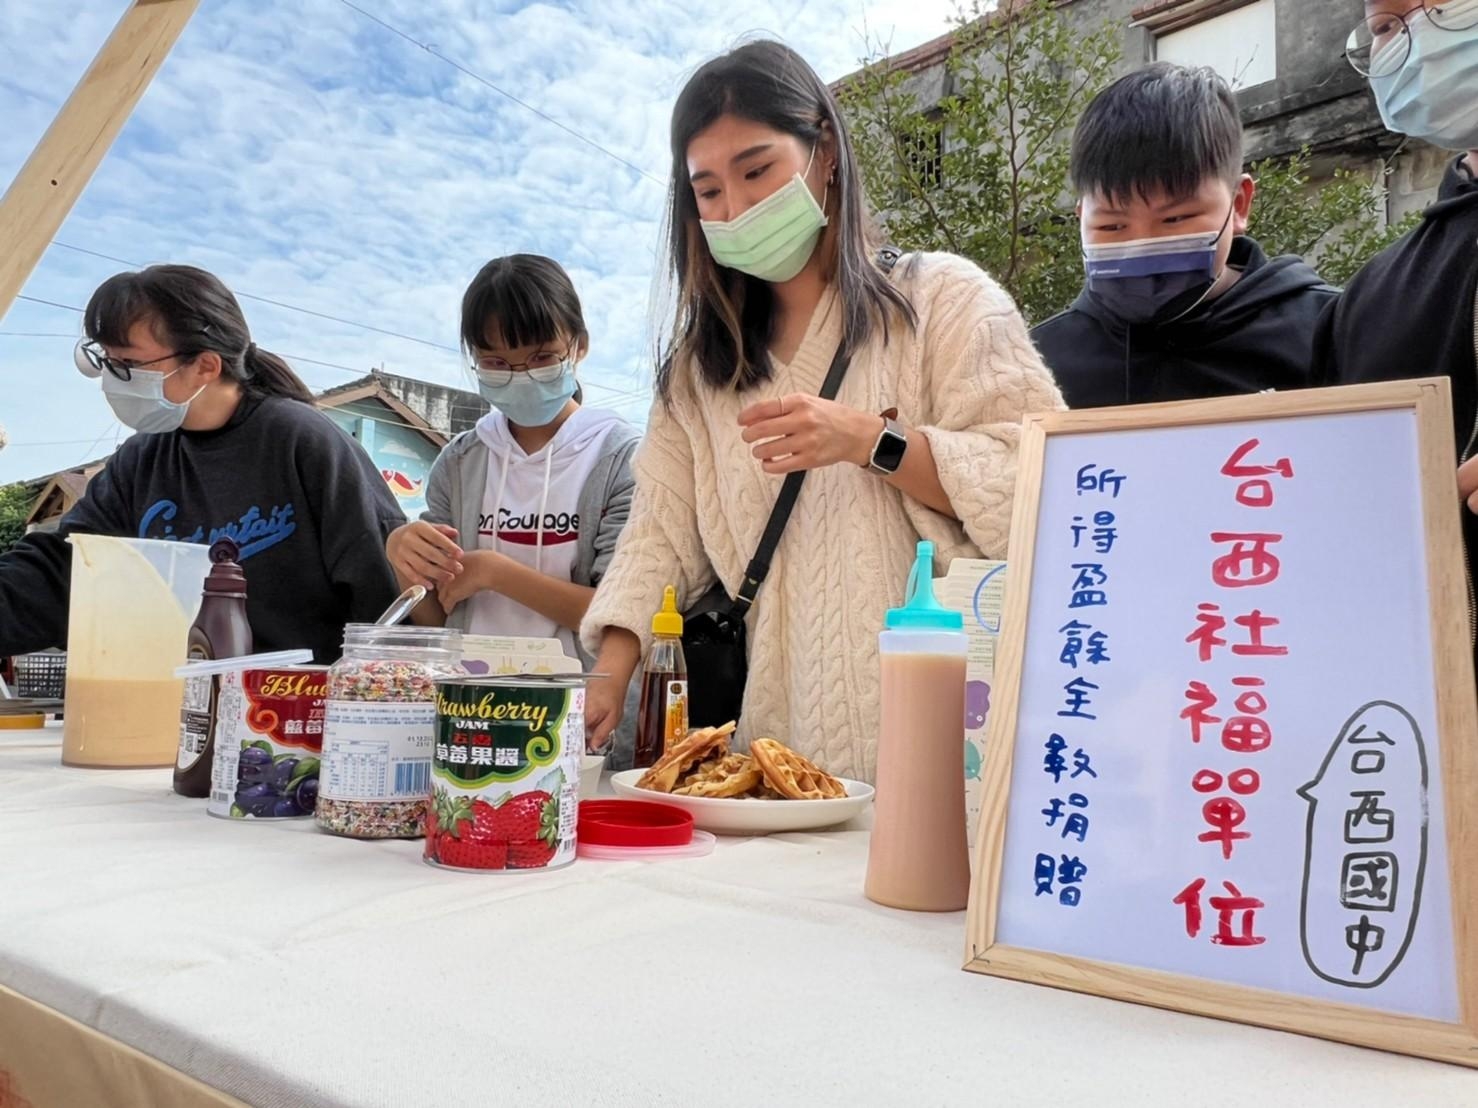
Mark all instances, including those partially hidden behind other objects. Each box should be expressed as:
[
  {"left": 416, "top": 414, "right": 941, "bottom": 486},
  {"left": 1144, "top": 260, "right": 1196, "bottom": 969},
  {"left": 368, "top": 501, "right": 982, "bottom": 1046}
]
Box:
[{"left": 580, "top": 40, "right": 1063, "bottom": 783}]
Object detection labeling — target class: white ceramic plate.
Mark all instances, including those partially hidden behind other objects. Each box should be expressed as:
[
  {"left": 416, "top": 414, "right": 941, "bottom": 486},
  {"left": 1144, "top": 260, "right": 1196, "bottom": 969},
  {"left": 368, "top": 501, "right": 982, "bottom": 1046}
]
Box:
[{"left": 608, "top": 769, "right": 874, "bottom": 835}]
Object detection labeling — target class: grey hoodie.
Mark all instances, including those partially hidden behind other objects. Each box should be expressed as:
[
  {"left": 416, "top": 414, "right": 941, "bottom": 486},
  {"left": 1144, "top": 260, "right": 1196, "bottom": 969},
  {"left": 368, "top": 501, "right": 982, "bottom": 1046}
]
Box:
[{"left": 421, "top": 406, "right": 643, "bottom": 766}]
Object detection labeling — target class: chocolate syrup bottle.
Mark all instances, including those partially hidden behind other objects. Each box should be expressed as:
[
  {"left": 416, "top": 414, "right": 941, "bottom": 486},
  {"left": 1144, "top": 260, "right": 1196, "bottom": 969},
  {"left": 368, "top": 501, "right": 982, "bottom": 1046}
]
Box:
[{"left": 174, "top": 539, "right": 252, "bottom": 797}]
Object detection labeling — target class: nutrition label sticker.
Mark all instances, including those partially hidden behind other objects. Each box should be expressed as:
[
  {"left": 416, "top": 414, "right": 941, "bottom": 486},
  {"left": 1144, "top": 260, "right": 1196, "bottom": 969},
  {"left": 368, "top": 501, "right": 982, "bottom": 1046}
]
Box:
[{"left": 320, "top": 701, "right": 435, "bottom": 802}]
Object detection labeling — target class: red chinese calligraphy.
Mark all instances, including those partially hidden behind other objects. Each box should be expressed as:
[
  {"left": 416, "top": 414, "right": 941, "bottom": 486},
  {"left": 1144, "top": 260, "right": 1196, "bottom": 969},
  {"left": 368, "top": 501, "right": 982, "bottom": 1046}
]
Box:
[
  {"left": 1208, "top": 881, "right": 1266, "bottom": 946},
  {"left": 1198, "top": 796, "right": 1251, "bottom": 859},
  {"left": 1174, "top": 879, "right": 1266, "bottom": 946},
  {"left": 1223, "top": 677, "right": 1272, "bottom": 754},
  {"left": 1186, "top": 604, "right": 1227, "bottom": 662},
  {"left": 1191, "top": 768, "right": 1260, "bottom": 795},
  {"left": 1231, "top": 609, "right": 1288, "bottom": 656},
  {"left": 1210, "top": 532, "right": 1283, "bottom": 588},
  {"left": 1220, "top": 439, "right": 1294, "bottom": 508},
  {"left": 1184, "top": 605, "right": 1289, "bottom": 662},
  {"left": 1181, "top": 681, "right": 1221, "bottom": 744}
]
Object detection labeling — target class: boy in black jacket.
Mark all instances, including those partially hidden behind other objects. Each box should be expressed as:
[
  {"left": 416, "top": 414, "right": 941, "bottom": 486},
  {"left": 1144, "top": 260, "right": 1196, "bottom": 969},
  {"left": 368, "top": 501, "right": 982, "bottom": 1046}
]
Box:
[
  {"left": 1316, "top": 1, "right": 1478, "bottom": 671},
  {"left": 1033, "top": 63, "right": 1338, "bottom": 408}
]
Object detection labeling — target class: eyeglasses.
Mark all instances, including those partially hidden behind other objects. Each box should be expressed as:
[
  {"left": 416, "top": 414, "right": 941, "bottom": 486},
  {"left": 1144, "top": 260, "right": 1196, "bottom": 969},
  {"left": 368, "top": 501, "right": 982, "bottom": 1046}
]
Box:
[
  {"left": 472, "top": 349, "right": 572, "bottom": 389},
  {"left": 75, "top": 339, "right": 198, "bottom": 382},
  {"left": 1345, "top": 1, "right": 1478, "bottom": 77}
]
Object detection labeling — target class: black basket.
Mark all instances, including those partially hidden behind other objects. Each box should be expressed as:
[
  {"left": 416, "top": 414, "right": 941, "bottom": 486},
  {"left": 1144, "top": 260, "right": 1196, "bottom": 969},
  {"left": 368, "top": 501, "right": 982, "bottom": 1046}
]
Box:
[{"left": 14, "top": 651, "right": 66, "bottom": 700}]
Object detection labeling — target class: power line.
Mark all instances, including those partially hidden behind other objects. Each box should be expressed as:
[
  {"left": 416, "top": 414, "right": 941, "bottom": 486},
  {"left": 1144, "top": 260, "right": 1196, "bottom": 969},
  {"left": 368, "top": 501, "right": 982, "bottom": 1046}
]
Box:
[
  {"left": 16, "top": 294, "right": 85, "bottom": 313},
  {"left": 76, "top": 420, "right": 120, "bottom": 466},
  {"left": 50, "top": 242, "right": 460, "bottom": 353},
  {"left": 335, "top": 0, "right": 664, "bottom": 189},
  {"left": 6, "top": 296, "right": 651, "bottom": 412},
  {"left": 1, "top": 437, "right": 115, "bottom": 448},
  {"left": 39, "top": 242, "right": 653, "bottom": 406}
]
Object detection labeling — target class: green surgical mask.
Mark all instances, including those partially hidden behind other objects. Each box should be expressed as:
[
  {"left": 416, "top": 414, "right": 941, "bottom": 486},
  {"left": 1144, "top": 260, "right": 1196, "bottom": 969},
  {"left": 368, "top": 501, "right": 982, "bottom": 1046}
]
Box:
[{"left": 700, "top": 149, "right": 828, "bottom": 283}]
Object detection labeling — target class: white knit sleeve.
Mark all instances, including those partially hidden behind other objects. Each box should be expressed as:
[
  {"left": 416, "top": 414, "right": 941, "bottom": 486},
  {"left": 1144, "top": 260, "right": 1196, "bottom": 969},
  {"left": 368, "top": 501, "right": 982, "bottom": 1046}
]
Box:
[
  {"left": 906, "top": 254, "right": 1065, "bottom": 558},
  {"left": 579, "top": 395, "right": 715, "bottom": 656}
]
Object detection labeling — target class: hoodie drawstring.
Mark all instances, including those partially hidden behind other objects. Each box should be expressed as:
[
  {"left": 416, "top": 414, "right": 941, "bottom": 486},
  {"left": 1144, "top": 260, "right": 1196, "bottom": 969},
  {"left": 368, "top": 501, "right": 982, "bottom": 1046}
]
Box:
[
  {"left": 489, "top": 445, "right": 512, "bottom": 556},
  {"left": 535, "top": 446, "right": 553, "bottom": 573}
]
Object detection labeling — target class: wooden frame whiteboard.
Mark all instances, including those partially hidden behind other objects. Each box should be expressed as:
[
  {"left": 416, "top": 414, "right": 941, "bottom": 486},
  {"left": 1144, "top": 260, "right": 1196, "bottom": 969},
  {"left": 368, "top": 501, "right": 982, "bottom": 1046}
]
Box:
[{"left": 964, "top": 378, "right": 1478, "bottom": 1068}]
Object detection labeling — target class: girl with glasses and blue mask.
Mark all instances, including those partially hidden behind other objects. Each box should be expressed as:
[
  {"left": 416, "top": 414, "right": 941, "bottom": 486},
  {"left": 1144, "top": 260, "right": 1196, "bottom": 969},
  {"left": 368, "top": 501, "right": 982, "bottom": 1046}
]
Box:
[
  {"left": 576, "top": 40, "right": 1061, "bottom": 784},
  {"left": 1317, "top": 1, "right": 1478, "bottom": 687},
  {"left": 386, "top": 255, "right": 641, "bottom": 753},
  {"left": 0, "top": 264, "right": 406, "bottom": 665}
]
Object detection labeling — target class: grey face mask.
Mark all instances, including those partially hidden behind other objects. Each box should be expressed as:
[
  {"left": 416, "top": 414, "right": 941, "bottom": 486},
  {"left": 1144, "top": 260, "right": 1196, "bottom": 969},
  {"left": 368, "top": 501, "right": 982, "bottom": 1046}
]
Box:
[
  {"left": 100, "top": 365, "right": 204, "bottom": 433},
  {"left": 1082, "top": 206, "right": 1233, "bottom": 326}
]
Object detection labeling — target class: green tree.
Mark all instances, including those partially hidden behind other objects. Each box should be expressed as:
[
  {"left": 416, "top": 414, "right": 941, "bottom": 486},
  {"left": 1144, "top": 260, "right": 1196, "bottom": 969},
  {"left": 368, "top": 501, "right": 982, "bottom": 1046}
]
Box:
[
  {"left": 839, "top": 0, "right": 1120, "bottom": 324},
  {"left": 0, "top": 483, "right": 34, "bottom": 557},
  {"left": 1247, "top": 147, "right": 1419, "bottom": 287},
  {"left": 838, "top": 0, "right": 1414, "bottom": 323}
]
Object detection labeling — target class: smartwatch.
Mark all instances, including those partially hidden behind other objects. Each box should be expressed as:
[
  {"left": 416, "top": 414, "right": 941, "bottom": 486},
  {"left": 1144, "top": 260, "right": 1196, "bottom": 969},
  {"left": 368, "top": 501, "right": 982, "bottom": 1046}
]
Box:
[{"left": 867, "top": 407, "right": 908, "bottom": 475}]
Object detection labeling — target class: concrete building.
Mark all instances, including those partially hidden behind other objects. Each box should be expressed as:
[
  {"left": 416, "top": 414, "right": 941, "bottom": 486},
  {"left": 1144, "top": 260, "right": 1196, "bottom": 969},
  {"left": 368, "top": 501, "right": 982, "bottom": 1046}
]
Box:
[
  {"left": 850, "top": 0, "right": 1450, "bottom": 224},
  {"left": 317, "top": 370, "right": 488, "bottom": 519}
]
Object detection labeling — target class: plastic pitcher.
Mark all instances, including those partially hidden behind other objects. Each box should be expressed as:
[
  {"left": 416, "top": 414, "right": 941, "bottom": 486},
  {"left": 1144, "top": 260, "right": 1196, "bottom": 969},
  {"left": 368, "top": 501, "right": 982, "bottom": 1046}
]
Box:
[{"left": 62, "top": 535, "right": 212, "bottom": 767}]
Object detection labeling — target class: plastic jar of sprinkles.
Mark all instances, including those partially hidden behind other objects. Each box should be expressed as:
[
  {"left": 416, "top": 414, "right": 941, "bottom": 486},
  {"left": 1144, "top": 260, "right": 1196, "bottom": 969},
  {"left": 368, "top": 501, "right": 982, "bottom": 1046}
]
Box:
[{"left": 315, "top": 625, "right": 462, "bottom": 839}]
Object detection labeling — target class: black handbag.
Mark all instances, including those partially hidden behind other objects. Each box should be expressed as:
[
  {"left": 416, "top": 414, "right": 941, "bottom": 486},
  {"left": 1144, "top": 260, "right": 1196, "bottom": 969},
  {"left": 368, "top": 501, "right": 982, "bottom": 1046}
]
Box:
[{"left": 682, "top": 341, "right": 855, "bottom": 727}]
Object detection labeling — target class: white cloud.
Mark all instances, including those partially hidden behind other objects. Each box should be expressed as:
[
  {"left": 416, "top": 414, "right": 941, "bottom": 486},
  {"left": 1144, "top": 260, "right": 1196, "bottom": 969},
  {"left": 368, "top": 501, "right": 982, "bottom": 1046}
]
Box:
[{"left": 0, "top": 0, "right": 959, "bottom": 484}]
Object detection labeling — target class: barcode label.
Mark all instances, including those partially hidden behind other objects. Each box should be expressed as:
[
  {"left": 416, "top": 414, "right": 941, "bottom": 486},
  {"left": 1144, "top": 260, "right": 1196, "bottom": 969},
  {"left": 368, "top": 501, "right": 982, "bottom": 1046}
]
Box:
[{"left": 394, "top": 761, "right": 429, "bottom": 796}]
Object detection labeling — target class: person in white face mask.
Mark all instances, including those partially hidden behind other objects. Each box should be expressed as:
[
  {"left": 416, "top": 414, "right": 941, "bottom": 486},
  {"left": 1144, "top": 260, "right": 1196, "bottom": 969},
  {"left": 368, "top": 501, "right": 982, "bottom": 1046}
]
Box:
[
  {"left": 1316, "top": 0, "right": 1478, "bottom": 683},
  {"left": 0, "top": 265, "right": 405, "bottom": 664},
  {"left": 384, "top": 255, "right": 642, "bottom": 759},
  {"left": 576, "top": 40, "right": 1063, "bottom": 784}
]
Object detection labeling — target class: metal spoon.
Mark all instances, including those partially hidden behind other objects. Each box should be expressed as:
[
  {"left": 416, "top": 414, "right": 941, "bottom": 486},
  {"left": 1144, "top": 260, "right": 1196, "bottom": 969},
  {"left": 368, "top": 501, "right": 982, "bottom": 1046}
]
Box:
[{"left": 375, "top": 585, "right": 428, "bottom": 627}]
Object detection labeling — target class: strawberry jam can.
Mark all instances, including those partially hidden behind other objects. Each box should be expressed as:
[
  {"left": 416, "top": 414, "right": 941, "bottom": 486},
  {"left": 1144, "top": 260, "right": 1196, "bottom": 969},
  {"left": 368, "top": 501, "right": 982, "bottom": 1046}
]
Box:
[
  {"left": 208, "top": 666, "right": 329, "bottom": 820},
  {"left": 426, "top": 675, "right": 585, "bottom": 872}
]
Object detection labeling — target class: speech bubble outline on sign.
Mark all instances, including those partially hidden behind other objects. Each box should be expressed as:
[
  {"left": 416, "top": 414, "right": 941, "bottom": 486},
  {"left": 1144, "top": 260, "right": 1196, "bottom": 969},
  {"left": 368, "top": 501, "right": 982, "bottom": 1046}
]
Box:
[{"left": 1297, "top": 700, "right": 1429, "bottom": 989}]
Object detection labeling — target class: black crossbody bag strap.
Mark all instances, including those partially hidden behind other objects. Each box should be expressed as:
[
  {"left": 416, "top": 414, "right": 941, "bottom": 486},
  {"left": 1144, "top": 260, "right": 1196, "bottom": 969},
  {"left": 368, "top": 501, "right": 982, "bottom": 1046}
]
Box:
[
  {"left": 731, "top": 344, "right": 850, "bottom": 613},
  {"left": 729, "top": 245, "right": 901, "bottom": 614}
]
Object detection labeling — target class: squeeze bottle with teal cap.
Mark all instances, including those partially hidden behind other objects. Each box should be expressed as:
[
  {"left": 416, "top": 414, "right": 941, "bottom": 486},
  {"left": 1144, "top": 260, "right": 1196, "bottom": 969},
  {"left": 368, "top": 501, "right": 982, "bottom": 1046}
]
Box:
[{"left": 865, "top": 541, "right": 971, "bottom": 911}]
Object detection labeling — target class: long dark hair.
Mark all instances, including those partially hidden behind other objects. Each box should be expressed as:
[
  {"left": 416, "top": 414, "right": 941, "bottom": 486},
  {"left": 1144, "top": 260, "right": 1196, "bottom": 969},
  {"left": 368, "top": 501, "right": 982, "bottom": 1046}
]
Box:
[
  {"left": 84, "top": 264, "right": 314, "bottom": 403},
  {"left": 657, "top": 39, "right": 914, "bottom": 400}
]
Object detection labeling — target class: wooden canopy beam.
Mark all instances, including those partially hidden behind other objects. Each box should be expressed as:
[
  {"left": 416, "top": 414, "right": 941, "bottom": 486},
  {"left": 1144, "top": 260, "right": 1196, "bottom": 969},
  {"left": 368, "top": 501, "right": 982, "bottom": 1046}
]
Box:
[{"left": 0, "top": 0, "right": 200, "bottom": 322}]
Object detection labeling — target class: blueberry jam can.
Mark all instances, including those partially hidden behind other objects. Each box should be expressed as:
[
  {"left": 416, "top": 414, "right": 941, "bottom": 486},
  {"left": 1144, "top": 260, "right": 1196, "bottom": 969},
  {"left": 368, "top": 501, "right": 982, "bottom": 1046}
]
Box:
[
  {"left": 425, "top": 675, "right": 584, "bottom": 872},
  {"left": 208, "top": 666, "right": 328, "bottom": 820}
]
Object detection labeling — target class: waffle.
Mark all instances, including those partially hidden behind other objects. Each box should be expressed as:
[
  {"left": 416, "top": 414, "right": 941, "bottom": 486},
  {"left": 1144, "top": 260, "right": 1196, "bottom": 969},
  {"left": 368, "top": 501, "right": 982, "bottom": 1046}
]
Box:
[
  {"left": 749, "top": 738, "right": 847, "bottom": 800},
  {"left": 674, "top": 753, "right": 763, "bottom": 798},
  {"left": 636, "top": 722, "right": 735, "bottom": 793}
]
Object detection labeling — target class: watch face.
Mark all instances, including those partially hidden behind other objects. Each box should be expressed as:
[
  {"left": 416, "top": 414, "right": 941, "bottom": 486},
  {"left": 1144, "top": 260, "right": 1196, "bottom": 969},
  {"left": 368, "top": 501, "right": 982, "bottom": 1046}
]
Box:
[{"left": 872, "top": 426, "right": 908, "bottom": 473}]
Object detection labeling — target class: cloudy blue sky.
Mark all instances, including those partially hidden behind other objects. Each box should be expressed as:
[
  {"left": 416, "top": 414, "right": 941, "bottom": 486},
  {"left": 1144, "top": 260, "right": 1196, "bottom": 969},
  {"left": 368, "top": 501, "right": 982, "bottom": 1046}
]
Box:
[{"left": 0, "top": 0, "right": 962, "bottom": 485}]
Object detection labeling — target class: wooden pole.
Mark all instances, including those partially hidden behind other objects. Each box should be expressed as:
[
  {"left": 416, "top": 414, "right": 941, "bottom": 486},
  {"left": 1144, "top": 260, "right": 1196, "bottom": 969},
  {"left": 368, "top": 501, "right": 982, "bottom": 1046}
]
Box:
[{"left": 0, "top": 0, "right": 200, "bottom": 322}]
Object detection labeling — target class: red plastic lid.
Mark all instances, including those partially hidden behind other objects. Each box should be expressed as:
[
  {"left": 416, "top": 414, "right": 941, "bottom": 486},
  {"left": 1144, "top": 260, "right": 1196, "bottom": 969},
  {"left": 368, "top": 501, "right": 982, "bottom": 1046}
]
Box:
[{"left": 578, "top": 799, "right": 694, "bottom": 847}]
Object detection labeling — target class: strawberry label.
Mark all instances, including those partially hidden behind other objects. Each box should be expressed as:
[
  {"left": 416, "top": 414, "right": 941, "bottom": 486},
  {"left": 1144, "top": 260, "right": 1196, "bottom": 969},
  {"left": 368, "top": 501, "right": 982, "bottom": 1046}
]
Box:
[{"left": 426, "top": 677, "right": 585, "bottom": 872}]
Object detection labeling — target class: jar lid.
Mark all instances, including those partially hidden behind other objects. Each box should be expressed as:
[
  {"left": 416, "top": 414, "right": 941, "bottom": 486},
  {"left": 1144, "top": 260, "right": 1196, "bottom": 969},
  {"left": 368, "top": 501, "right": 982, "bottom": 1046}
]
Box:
[
  {"left": 175, "top": 649, "right": 313, "bottom": 679},
  {"left": 577, "top": 799, "right": 694, "bottom": 847},
  {"left": 342, "top": 624, "right": 463, "bottom": 648},
  {"left": 578, "top": 830, "right": 716, "bottom": 862}
]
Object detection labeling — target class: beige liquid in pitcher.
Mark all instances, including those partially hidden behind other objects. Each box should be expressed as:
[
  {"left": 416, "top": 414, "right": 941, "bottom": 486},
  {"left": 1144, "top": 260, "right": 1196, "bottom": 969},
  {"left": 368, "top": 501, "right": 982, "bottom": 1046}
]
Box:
[
  {"left": 866, "top": 651, "right": 971, "bottom": 911},
  {"left": 62, "top": 678, "right": 185, "bottom": 767}
]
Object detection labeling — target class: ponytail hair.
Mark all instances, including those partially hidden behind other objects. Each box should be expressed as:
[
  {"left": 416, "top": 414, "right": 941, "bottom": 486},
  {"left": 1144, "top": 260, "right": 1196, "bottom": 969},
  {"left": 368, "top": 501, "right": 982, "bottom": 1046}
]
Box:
[
  {"left": 84, "top": 264, "right": 315, "bottom": 404},
  {"left": 242, "top": 342, "right": 315, "bottom": 403}
]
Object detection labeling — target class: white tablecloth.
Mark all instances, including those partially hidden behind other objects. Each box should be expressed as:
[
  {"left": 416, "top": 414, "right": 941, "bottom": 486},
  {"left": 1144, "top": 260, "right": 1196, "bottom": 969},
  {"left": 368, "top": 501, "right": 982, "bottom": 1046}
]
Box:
[{"left": 1, "top": 726, "right": 1475, "bottom": 1107}]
